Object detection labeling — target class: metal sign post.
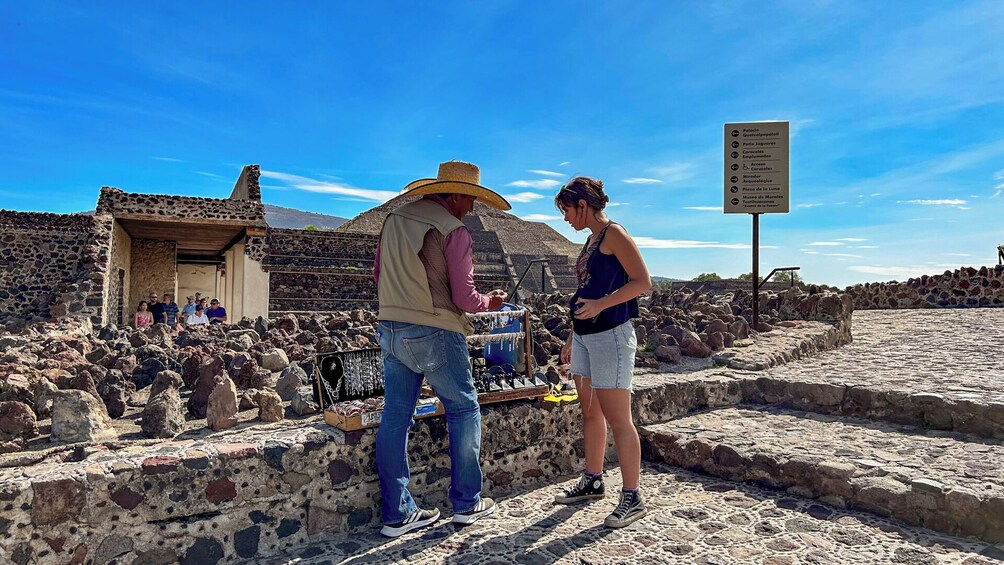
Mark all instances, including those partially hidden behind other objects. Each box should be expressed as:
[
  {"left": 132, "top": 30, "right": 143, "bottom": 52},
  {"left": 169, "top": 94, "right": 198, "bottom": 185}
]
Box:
[
  {"left": 752, "top": 213, "right": 760, "bottom": 330},
  {"left": 724, "top": 121, "right": 790, "bottom": 331}
]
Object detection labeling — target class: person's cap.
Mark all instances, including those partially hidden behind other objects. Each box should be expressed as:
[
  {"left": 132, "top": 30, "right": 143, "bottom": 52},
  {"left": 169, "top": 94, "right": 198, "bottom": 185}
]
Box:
[
  {"left": 211, "top": 299, "right": 219, "bottom": 304},
  {"left": 186, "top": 296, "right": 194, "bottom": 300}
]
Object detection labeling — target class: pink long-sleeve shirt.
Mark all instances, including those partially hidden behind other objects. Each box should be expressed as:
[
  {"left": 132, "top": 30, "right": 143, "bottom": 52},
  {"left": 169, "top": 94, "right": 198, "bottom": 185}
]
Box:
[{"left": 373, "top": 195, "right": 491, "bottom": 313}]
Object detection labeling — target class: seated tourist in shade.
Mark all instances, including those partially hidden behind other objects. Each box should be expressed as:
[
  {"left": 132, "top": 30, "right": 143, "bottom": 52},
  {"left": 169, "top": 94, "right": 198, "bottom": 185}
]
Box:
[
  {"left": 206, "top": 299, "right": 227, "bottom": 324},
  {"left": 148, "top": 292, "right": 165, "bottom": 325},
  {"left": 135, "top": 301, "right": 153, "bottom": 328},
  {"left": 163, "top": 293, "right": 180, "bottom": 328},
  {"left": 182, "top": 296, "right": 197, "bottom": 318},
  {"left": 186, "top": 304, "right": 209, "bottom": 325}
]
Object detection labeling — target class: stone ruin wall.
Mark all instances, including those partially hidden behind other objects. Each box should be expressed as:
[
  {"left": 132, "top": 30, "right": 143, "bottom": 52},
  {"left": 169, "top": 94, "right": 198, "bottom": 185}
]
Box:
[
  {"left": 263, "top": 229, "right": 380, "bottom": 314},
  {"left": 229, "top": 164, "right": 262, "bottom": 202},
  {"left": 105, "top": 221, "right": 131, "bottom": 327},
  {"left": 846, "top": 265, "right": 1004, "bottom": 310},
  {"left": 0, "top": 211, "right": 112, "bottom": 328},
  {"left": 96, "top": 187, "right": 264, "bottom": 223}
]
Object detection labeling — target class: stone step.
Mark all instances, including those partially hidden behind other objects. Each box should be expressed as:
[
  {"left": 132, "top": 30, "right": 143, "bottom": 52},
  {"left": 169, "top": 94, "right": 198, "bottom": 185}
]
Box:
[{"left": 641, "top": 405, "right": 1004, "bottom": 543}]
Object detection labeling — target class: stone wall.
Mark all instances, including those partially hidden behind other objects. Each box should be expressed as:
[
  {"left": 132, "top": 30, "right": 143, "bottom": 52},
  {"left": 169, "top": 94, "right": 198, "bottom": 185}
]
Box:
[
  {"left": 0, "top": 212, "right": 111, "bottom": 328},
  {"left": 0, "top": 402, "right": 591, "bottom": 564},
  {"left": 262, "top": 230, "right": 379, "bottom": 315},
  {"left": 229, "top": 164, "right": 262, "bottom": 202},
  {"left": 96, "top": 187, "right": 265, "bottom": 225},
  {"left": 846, "top": 265, "right": 1004, "bottom": 309},
  {"left": 105, "top": 221, "right": 132, "bottom": 326},
  {"left": 128, "top": 240, "right": 177, "bottom": 314}
]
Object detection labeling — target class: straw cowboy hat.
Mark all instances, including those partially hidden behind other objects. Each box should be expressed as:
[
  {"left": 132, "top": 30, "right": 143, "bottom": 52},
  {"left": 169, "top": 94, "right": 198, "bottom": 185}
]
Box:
[{"left": 398, "top": 161, "right": 511, "bottom": 211}]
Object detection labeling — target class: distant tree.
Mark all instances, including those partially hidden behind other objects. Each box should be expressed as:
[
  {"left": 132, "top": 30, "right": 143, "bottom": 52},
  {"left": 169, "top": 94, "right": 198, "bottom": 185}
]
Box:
[
  {"left": 693, "top": 272, "right": 722, "bottom": 282},
  {"left": 772, "top": 271, "right": 794, "bottom": 284},
  {"left": 737, "top": 272, "right": 765, "bottom": 284},
  {"left": 304, "top": 224, "right": 319, "bottom": 231}
]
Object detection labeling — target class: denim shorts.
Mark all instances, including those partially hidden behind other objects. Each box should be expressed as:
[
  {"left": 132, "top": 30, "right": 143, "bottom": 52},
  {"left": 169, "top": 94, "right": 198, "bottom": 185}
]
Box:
[{"left": 569, "top": 321, "right": 637, "bottom": 389}]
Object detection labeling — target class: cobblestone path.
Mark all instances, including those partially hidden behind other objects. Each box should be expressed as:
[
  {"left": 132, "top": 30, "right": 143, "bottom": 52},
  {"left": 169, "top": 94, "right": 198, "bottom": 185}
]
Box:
[
  {"left": 764, "top": 309, "right": 1004, "bottom": 404},
  {"left": 265, "top": 465, "right": 1001, "bottom": 565}
]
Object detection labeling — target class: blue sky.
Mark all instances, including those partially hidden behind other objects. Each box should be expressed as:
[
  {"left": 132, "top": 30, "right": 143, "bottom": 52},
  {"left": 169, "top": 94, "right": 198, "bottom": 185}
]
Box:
[{"left": 2, "top": 1, "right": 1002, "bottom": 287}]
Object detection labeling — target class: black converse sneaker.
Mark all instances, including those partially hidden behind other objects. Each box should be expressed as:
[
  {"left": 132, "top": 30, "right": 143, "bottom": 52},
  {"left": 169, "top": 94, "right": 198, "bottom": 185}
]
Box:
[
  {"left": 554, "top": 473, "right": 606, "bottom": 504},
  {"left": 452, "top": 497, "right": 496, "bottom": 525},
  {"left": 380, "top": 508, "right": 441, "bottom": 538},
  {"left": 604, "top": 490, "right": 647, "bottom": 528}
]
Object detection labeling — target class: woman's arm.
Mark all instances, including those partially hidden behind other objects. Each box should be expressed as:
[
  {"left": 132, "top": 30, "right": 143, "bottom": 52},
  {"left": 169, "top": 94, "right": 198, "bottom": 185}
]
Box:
[{"left": 574, "top": 224, "right": 651, "bottom": 319}]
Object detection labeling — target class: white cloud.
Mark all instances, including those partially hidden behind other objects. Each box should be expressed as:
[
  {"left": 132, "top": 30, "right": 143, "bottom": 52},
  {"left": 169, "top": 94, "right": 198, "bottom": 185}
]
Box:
[
  {"left": 992, "top": 189, "right": 1002, "bottom": 199},
  {"left": 607, "top": 202, "right": 627, "bottom": 207},
  {"left": 506, "top": 179, "right": 561, "bottom": 189},
  {"left": 870, "top": 193, "right": 882, "bottom": 197},
  {"left": 853, "top": 245, "right": 879, "bottom": 249},
  {"left": 898, "top": 199, "right": 967, "bottom": 206},
  {"left": 261, "top": 170, "right": 398, "bottom": 201},
  {"left": 634, "top": 237, "right": 772, "bottom": 250},
  {"left": 796, "top": 203, "right": 824, "bottom": 208},
  {"left": 622, "top": 178, "right": 664, "bottom": 185},
  {"left": 194, "top": 171, "right": 223, "bottom": 179},
  {"left": 682, "top": 206, "right": 720, "bottom": 211},
  {"left": 527, "top": 170, "right": 565, "bottom": 177},
  {"left": 521, "top": 214, "right": 562, "bottom": 221},
  {"left": 649, "top": 163, "right": 694, "bottom": 183},
  {"left": 809, "top": 242, "right": 844, "bottom": 246},
  {"left": 789, "top": 118, "right": 815, "bottom": 138},
  {"left": 946, "top": 253, "right": 972, "bottom": 257},
  {"left": 995, "top": 169, "right": 1004, "bottom": 181},
  {"left": 802, "top": 251, "right": 820, "bottom": 255},
  {"left": 503, "top": 192, "right": 546, "bottom": 203},
  {"left": 559, "top": 161, "right": 571, "bottom": 166},
  {"left": 835, "top": 238, "right": 868, "bottom": 242},
  {"left": 820, "top": 253, "right": 863, "bottom": 258},
  {"left": 153, "top": 156, "right": 182, "bottom": 162}
]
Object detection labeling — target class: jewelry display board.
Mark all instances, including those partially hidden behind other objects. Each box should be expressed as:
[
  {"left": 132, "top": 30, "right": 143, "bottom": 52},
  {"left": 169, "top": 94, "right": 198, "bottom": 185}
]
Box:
[{"left": 317, "top": 306, "right": 549, "bottom": 431}]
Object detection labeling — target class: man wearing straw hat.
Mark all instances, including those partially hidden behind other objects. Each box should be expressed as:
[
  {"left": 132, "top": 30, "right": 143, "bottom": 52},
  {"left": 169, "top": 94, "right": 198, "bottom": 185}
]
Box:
[{"left": 373, "top": 161, "right": 509, "bottom": 537}]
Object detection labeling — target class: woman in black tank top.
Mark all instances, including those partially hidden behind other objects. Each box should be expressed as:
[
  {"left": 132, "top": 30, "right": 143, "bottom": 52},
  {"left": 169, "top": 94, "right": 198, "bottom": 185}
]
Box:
[{"left": 551, "top": 177, "right": 652, "bottom": 529}]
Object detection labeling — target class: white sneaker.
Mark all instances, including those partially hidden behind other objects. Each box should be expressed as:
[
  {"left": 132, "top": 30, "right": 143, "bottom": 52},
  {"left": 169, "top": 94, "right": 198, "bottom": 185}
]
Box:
[
  {"left": 380, "top": 508, "right": 440, "bottom": 538},
  {"left": 452, "top": 497, "right": 496, "bottom": 525}
]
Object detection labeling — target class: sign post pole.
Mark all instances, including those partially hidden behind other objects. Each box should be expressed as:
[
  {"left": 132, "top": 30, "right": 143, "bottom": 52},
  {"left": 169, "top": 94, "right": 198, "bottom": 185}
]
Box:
[{"left": 752, "top": 213, "right": 760, "bottom": 330}]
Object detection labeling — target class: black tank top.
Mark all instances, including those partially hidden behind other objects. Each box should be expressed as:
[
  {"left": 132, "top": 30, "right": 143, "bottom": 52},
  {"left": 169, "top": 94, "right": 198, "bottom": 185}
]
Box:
[{"left": 570, "top": 223, "right": 639, "bottom": 335}]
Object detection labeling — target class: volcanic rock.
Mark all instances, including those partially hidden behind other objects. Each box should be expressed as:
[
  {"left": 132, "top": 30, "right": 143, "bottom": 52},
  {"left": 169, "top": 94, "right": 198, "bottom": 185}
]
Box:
[
  {"left": 260, "top": 348, "right": 289, "bottom": 372},
  {"left": 257, "top": 389, "right": 284, "bottom": 422},
  {"left": 51, "top": 390, "right": 117, "bottom": 443},
  {"left": 141, "top": 387, "right": 185, "bottom": 439},
  {"left": 149, "top": 371, "right": 183, "bottom": 400},
  {"left": 0, "top": 401, "right": 38, "bottom": 445},
  {"left": 277, "top": 364, "right": 309, "bottom": 401},
  {"left": 206, "top": 376, "right": 238, "bottom": 431},
  {"left": 290, "top": 386, "right": 319, "bottom": 416}
]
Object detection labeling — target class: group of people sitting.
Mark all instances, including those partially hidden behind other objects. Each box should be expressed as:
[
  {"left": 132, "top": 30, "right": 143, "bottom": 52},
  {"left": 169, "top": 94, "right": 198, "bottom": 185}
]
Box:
[{"left": 135, "top": 291, "right": 227, "bottom": 329}]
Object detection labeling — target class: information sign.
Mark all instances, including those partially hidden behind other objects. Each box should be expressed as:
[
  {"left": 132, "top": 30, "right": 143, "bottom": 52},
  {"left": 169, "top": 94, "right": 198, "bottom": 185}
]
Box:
[{"left": 724, "top": 121, "right": 789, "bottom": 214}]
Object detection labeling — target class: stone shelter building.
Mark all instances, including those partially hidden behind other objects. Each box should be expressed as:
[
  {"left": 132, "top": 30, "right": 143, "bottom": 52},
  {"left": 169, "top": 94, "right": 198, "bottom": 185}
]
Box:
[
  {"left": 0, "top": 166, "right": 269, "bottom": 327},
  {"left": 0, "top": 165, "right": 581, "bottom": 326}
]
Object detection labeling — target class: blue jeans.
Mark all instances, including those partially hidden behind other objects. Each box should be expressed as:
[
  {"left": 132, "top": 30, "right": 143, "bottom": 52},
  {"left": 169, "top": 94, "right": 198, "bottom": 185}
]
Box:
[{"left": 375, "top": 321, "right": 483, "bottom": 524}]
